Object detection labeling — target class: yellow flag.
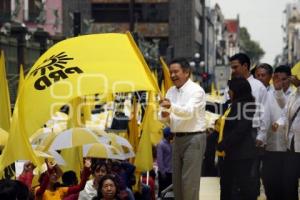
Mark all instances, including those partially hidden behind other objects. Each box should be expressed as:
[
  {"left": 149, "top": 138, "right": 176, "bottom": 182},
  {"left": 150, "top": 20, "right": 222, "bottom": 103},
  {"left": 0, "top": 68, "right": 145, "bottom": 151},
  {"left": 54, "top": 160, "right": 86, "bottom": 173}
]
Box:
[
  {"left": 216, "top": 108, "right": 231, "bottom": 157},
  {"left": 135, "top": 92, "right": 163, "bottom": 171},
  {"left": 0, "top": 128, "right": 8, "bottom": 146},
  {"left": 17, "top": 64, "right": 25, "bottom": 96},
  {"left": 146, "top": 92, "right": 164, "bottom": 145},
  {"left": 292, "top": 61, "right": 300, "bottom": 79},
  {"left": 0, "top": 102, "right": 41, "bottom": 177},
  {"left": 151, "top": 70, "right": 158, "bottom": 86},
  {"left": 82, "top": 96, "right": 92, "bottom": 123},
  {"left": 0, "top": 51, "right": 11, "bottom": 132},
  {"left": 20, "top": 33, "right": 160, "bottom": 139},
  {"left": 0, "top": 33, "right": 160, "bottom": 171},
  {"left": 61, "top": 147, "right": 83, "bottom": 180},
  {"left": 211, "top": 82, "right": 217, "bottom": 97},
  {"left": 128, "top": 97, "right": 140, "bottom": 153},
  {"left": 160, "top": 57, "right": 173, "bottom": 93},
  {"left": 62, "top": 97, "right": 83, "bottom": 179},
  {"left": 160, "top": 80, "right": 166, "bottom": 100}
]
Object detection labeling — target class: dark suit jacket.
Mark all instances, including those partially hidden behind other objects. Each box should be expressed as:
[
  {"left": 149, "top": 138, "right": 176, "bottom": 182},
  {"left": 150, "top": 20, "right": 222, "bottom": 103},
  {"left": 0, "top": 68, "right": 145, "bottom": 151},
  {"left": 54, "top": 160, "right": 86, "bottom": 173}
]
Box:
[{"left": 218, "top": 101, "right": 257, "bottom": 160}]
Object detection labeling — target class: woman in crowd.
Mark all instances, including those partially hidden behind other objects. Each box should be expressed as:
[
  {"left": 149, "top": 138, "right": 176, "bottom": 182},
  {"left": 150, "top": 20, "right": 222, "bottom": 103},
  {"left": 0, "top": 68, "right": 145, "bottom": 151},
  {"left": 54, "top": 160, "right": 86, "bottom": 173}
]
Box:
[
  {"left": 34, "top": 159, "right": 91, "bottom": 200},
  {"left": 92, "top": 174, "right": 120, "bottom": 200},
  {"left": 79, "top": 160, "right": 108, "bottom": 200},
  {"left": 217, "top": 77, "right": 258, "bottom": 200}
]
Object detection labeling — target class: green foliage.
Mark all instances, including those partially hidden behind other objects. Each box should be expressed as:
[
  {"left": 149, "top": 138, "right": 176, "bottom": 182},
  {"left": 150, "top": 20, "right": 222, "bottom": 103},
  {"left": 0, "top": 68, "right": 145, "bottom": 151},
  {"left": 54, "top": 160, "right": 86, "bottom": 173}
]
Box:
[{"left": 239, "top": 27, "right": 265, "bottom": 63}]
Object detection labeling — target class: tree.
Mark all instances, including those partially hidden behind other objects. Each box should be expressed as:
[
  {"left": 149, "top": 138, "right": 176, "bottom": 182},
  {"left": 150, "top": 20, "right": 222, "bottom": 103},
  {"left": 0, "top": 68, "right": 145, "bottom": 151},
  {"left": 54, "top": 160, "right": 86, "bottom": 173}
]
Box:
[{"left": 239, "top": 27, "right": 265, "bottom": 63}]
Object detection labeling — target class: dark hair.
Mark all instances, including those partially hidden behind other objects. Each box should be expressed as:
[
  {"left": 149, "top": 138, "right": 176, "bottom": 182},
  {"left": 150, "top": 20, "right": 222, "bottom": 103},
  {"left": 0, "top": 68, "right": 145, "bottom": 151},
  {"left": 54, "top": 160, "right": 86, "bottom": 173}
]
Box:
[
  {"left": 274, "top": 65, "right": 291, "bottom": 76},
  {"left": 0, "top": 180, "right": 30, "bottom": 200},
  {"left": 62, "top": 170, "right": 78, "bottom": 186},
  {"left": 256, "top": 63, "right": 273, "bottom": 75},
  {"left": 228, "top": 77, "right": 254, "bottom": 102},
  {"left": 93, "top": 174, "right": 120, "bottom": 200},
  {"left": 229, "top": 53, "right": 251, "bottom": 70},
  {"left": 111, "top": 161, "right": 123, "bottom": 173},
  {"left": 38, "top": 172, "right": 61, "bottom": 190},
  {"left": 91, "top": 160, "right": 108, "bottom": 175},
  {"left": 169, "top": 57, "right": 191, "bottom": 74},
  {"left": 38, "top": 172, "right": 47, "bottom": 184}
]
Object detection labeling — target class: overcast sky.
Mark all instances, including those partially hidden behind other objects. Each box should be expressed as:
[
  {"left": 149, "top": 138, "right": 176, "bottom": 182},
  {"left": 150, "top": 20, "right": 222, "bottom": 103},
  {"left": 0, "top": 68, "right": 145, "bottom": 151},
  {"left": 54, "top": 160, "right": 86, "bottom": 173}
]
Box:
[{"left": 209, "top": 0, "right": 297, "bottom": 65}]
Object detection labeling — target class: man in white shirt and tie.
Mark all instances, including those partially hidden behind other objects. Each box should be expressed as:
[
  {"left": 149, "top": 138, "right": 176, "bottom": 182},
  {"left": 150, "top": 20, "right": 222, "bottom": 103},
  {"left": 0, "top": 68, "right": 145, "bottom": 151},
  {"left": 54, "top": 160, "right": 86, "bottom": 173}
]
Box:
[{"left": 160, "top": 57, "right": 207, "bottom": 200}]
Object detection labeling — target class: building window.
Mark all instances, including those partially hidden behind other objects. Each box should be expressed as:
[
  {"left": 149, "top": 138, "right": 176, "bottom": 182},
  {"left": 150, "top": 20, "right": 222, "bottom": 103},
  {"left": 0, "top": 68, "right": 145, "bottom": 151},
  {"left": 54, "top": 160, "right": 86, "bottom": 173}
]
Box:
[
  {"left": 134, "top": 3, "right": 168, "bottom": 23},
  {"left": 0, "top": 0, "right": 11, "bottom": 23},
  {"left": 92, "top": 3, "right": 168, "bottom": 23},
  {"left": 27, "top": 0, "right": 41, "bottom": 22},
  {"left": 92, "top": 3, "right": 129, "bottom": 23}
]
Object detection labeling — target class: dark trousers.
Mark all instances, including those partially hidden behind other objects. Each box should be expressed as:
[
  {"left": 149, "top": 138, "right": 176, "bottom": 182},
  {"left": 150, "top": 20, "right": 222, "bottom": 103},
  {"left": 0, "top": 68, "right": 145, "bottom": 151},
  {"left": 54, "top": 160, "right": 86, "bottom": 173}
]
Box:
[
  {"left": 283, "top": 151, "right": 300, "bottom": 200},
  {"left": 254, "top": 147, "right": 265, "bottom": 196},
  {"left": 262, "top": 151, "right": 286, "bottom": 200},
  {"left": 219, "top": 158, "right": 257, "bottom": 200},
  {"left": 158, "top": 171, "right": 172, "bottom": 197},
  {"left": 202, "top": 131, "right": 218, "bottom": 176}
]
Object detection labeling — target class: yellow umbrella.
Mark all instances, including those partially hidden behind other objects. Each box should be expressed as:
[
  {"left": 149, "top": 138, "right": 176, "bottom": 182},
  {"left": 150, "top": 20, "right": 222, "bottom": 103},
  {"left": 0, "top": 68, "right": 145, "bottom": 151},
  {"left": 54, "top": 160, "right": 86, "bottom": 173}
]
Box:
[
  {"left": 83, "top": 143, "right": 122, "bottom": 159},
  {"left": 48, "top": 127, "right": 99, "bottom": 151},
  {"left": 292, "top": 61, "right": 300, "bottom": 79},
  {"left": 29, "top": 128, "right": 53, "bottom": 146},
  {"left": 34, "top": 150, "right": 53, "bottom": 158},
  {"left": 0, "top": 128, "right": 8, "bottom": 146},
  {"left": 87, "top": 126, "right": 110, "bottom": 144},
  {"left": 109, "top": 133, "right": 135, "bottom": 159}
]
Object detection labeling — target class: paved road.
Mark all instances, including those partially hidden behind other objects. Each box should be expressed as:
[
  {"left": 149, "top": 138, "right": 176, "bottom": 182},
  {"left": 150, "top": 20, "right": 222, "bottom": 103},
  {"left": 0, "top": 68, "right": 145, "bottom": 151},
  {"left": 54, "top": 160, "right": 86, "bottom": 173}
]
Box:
[{"left": 199, "top": 177, "right": 266, "bottom": 200}]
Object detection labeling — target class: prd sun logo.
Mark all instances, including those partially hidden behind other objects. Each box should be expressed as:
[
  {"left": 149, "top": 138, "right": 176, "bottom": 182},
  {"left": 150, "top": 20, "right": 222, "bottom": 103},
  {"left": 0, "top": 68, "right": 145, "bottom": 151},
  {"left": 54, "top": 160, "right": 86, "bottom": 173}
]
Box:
[
  {"left": 31, "top": 52, "right": 84, "bottom": 90},
  {"left": 30, "top": 52, "right": 74, "bottom": 77}
]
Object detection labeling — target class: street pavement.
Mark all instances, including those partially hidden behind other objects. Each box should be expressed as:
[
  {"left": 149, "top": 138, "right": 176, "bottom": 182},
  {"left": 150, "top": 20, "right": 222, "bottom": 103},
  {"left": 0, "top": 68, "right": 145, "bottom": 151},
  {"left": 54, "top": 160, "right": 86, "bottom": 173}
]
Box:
[{"left": 199, "top": 177, "right": 266, "bottom": 200}]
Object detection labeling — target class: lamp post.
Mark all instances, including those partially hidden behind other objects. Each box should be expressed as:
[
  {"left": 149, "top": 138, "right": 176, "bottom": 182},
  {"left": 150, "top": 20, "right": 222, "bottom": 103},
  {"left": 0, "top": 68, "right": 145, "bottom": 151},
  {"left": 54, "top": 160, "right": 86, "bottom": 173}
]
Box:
[
  {"left": 190, "top": 53, "right": 205, "bottom": 84},
  {"left": 10, "top": 24, "right": 27, "bottom": 72}
]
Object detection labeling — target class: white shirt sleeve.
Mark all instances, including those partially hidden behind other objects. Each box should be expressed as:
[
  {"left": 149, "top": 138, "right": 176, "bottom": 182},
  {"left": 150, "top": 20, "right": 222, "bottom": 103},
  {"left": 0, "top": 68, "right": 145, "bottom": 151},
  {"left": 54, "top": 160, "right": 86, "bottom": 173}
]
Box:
[
  {"left": 256, "top": 86, "right": 268, "bottom": 142},
  {"left": 256, "top": 93, "right": 273, "bottom": 143}
]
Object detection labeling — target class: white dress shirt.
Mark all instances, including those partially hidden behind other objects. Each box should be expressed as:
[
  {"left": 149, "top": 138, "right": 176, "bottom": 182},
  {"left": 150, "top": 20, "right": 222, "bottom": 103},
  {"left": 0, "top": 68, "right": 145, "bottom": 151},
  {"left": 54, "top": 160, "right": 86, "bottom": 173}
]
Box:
[
  {"left": 277, "top": 87, "right": 300, "bottom": 152},
  {"left": 261, "top": 87, "right": 293, "bottom": 151},
  {"left": 164, "top": 79, "right": 206, "bottom": 132},
  {"left": 247, "top": 75, "right": 268, "bottom": 141}
]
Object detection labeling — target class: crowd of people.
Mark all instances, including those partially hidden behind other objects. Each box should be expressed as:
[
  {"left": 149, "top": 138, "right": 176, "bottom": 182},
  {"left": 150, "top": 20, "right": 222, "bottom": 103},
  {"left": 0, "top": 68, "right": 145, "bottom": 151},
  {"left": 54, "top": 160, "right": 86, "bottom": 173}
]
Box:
[
  {"left": 159, "top": 53, "right": 300, "bottom": 200},
  {"left": 0, "top": 52, "right": 299, "bottom": 200},
  {"left": 217, "top": 53, "right": 300, "bottom": 200},
  {"left": 0, "top": 157, "right": 161, "bottom": 200}
]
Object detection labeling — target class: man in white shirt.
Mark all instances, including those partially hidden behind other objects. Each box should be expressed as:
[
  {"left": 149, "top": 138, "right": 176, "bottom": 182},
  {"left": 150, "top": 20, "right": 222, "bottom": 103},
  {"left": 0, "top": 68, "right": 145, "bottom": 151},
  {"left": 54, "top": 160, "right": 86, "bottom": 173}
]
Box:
[
  {"left": 254, "top": 63, "right": 273, "bottom": 91},
  {"left": 229, "top": 53, "right": 268, "bottom": 197},
  {"left": 229, "top": 53, "right": 268, "bottom": 145},
  {"left": 160, "top": 57, "right": 207, "bottom": 200},
  {"left": 260, "top": 66, "right": 292, "bottom": 200},
  {"left": 272, "top": 75, "right": 300, "bottom": 200}
]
